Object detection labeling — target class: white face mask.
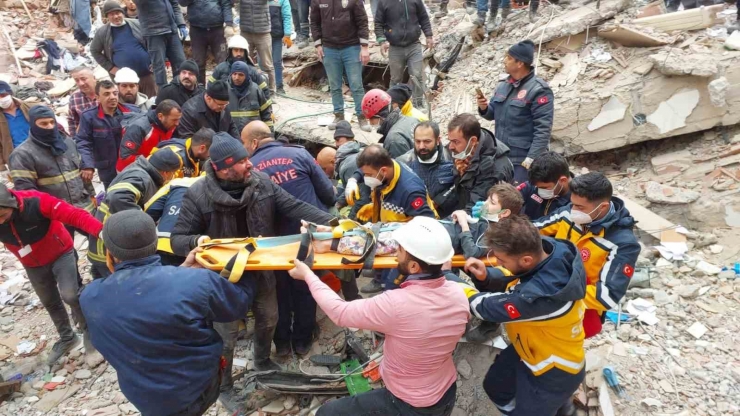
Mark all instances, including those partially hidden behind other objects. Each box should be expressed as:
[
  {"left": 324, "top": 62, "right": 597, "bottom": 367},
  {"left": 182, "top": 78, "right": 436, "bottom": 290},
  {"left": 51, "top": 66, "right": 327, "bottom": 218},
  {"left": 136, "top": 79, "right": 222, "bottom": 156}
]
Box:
[
  {"left": 537, "top": 181, "right": 561, "bottom": 200},
  {"left": 363, "top": 170, "right": 384, "bottom": 189},
  {"left": 570, "top": 204, "right": 603, "bottom": 225},
  {"left": 109, "top": 20, "right": 127, "bottom": 27},
  {"left": 0, "top": 96, "right": 13, "bottom": 109},
  {"left": 451, "top": 139, "right": 474, "bottom": 160},
  {"left": 417, "top": 150, "right": 438, "bottom": 164}
]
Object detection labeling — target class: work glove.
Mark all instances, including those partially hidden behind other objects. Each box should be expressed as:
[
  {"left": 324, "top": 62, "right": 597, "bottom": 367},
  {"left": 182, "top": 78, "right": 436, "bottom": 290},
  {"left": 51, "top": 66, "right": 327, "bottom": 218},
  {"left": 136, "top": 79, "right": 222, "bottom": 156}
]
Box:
[
  {"left": 224, "top": 25, "right": 235, "bottom": 38},
  {"left": 283, "top": 36, "right": 293, "bottom": 48},
  {"left": 522, "top": 157, "right": 534, "bottom": 169},
  {"left": 471, "top": 200, "right": 485, "bottom": 219},
  {"left": 344, "top": 177, "right": 360, "bottom": 206},
  {"left": 178, "top": 26, "right": 189, "bottom": 40}
]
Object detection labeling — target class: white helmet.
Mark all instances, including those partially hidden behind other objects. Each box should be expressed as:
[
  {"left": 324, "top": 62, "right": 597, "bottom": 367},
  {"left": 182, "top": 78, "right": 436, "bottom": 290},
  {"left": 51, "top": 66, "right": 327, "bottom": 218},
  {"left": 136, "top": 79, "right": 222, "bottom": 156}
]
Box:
[
  {"left": 392, "top": 216, "right": 454, "bottom": 265},
  {"left": 228, "top": 35, "right": 249, "bottom": 51},
  {"left": 114, "top": 67, "right": 139, "bottom": 84}
]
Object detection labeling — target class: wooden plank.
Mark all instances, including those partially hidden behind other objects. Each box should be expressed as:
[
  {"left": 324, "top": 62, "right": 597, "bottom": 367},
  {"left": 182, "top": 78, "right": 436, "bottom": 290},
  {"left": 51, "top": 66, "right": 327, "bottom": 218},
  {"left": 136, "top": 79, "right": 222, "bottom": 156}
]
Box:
[{"left": 620, "top": 195, "right": 676, "bottom": 239}]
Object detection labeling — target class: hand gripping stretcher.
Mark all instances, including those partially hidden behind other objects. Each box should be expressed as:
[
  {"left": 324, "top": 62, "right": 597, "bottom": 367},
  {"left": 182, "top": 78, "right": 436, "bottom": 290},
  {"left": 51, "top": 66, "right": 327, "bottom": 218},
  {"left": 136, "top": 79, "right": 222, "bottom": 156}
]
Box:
[{"left": 195, "top": 219, "right": 497, "bottom": 282}]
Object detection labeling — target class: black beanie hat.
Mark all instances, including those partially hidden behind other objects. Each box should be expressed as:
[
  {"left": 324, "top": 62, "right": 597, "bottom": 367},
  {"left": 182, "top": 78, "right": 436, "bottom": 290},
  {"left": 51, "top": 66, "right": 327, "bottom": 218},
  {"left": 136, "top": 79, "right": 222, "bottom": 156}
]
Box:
[
  {"left": 103, "top": 210, "right": 158, "bottom": 261},
  {"left": 148, "top": 147, "right": 183, "bottom": 172},
  {"left": 508, "top": 40, "right": 535, "bottom": 66},
  {"left": 334, "top": 120, "right": 354, "bottom": 140},
  {"left": 209, "top": 132, "right": 249, "bottom": 170},
  {"left": 0, "top": 184, "right": 18, "bottom": 209},
  {"left": 29, "top": 105, "right": 56, "bottom": 124},
  {"left": 206, "top": 80, "right": 230, "bottom": 101},
  {"left": 178, "top": 60, "right": 200, "bottom": 77},
  {"left": 387, "top": 84, "right": 412, "bottom": 106}
]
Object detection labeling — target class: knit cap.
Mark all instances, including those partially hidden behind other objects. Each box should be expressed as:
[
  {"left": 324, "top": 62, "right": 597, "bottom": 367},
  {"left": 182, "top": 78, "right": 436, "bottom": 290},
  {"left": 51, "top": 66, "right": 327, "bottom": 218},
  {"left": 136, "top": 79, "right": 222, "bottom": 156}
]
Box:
[
  {"left": 29, "top": 105, "right": 56, "bottom": 123},
  {"left": 0, "top": 184, "right": 18, "bottom": 209},
  {"left": 148, "top": 147, "right": 183, "bottom": 172},
  {"left": 178, "top": 60, "right": 200, "bottom": 77},
  {"left": 230, "top": 61, "right": 249, "bottom": 75},
  {"left": 507, "top": 40, "right": 535, "bottom": 66},
  {"left": 333, "top": 120, "right": 354, "bottom": 140},
  {"left": 387, "top": 84, "right": 412, "bottom": 106},
  {"left": 0, "top": 81, "right": 12, "bottom": 95},
  {"left": 206, "top": 80, "right": 230, "bottom": 101},
  {"left": 102, "top": 210, "right": 157, "bottom": 261},
  {"left": 209, "top": 132, "right": 248, "bottom": 170}
]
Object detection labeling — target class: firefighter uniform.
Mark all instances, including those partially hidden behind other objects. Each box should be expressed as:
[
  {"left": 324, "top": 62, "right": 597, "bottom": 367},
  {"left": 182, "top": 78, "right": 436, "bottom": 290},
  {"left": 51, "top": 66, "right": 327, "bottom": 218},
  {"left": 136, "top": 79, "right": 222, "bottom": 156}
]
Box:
[
  {"left": 151, "top": 138, "right": 204, "bottom": 178},
  {"left": 533, "top": 197, "right": 641, "bottom": 337}
]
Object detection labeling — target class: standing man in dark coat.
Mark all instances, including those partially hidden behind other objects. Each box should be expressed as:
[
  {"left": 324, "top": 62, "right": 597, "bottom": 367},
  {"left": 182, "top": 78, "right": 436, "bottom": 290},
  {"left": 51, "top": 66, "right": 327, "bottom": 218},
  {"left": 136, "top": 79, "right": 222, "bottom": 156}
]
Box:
[
  {"left": 179, "top": 0, "right": 234, "bottom": 85},
  {"left": 239, "top": 0, "right": 276, "bottom": 92},
  {"left": 170, "top": 134, "right": 335, "bottom": 411},
  {"left": 133, "top": 0, "right": 188, "bottom": 88},
  {"left": 477, "top": 40, "right": 554, "bottom": 184}
]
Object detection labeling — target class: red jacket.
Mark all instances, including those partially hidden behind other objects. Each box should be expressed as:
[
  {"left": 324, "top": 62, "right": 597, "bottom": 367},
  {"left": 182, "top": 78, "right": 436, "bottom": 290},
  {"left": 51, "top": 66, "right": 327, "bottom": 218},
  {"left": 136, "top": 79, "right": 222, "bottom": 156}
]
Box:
[
  {"left": 0, "top": 190, "right": 103, "bottom": 267},
  {"left": 116, "top": 109, "right": 176, "bottom": 172}
]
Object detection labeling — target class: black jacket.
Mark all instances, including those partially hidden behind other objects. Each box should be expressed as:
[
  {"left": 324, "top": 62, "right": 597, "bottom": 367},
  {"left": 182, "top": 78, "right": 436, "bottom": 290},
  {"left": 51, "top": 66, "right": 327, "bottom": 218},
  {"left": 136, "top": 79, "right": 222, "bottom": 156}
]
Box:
[
  {"left": 374, "top": 0, "right": 433, "bottom": 47},
  {"left": 179, "top": 0, "right": 233, "bottom": 29},
  {"left": 133, "top": 0, "right": 186, "bottom": 36},
  {"left": 397, "top": 144, "right": 455, "bottom": 217},
  {"left": 437, "top": 128, "right": 514, "bottom": 215},
  {"left": 170, "top": 162, "right": 335, "bottom": 257},
  {"left": 155, "top": 76, "right": 205, "bottom": 107},
  {"left": 177, "top": 93, "right": 239, "bottom": 139},
  {"left": 310, "top": 0, "right": 369, "bottom": 49}
]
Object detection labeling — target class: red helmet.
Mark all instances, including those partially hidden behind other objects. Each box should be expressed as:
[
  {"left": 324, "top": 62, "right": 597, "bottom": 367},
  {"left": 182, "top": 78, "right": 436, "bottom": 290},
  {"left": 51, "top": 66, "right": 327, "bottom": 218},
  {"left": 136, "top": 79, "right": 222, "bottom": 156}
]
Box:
[{"left": 361, "top": 89, "right": 392, "bottom": 119}]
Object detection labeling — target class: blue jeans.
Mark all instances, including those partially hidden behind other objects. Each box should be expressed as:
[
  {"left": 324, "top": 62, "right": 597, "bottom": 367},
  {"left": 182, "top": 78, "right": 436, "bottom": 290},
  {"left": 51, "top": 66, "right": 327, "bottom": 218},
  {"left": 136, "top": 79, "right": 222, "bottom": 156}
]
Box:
[
  {"left": 317, "top": 382, "right": 456, "bottom": 416},
  {"left": 272, "top": 37, "right": 284, "bottom": 89},
  {"left": 323, "top": 45, "right": 365, "bottom": 116},
  {"left": 71, "top": 0, "right": 92, "bottom": 37},
  {"left": 477, "top": 0, "right": 510, "bottom": 12},
  {"left": 146, "top": 33, "right": 187, "bottom": 87}
]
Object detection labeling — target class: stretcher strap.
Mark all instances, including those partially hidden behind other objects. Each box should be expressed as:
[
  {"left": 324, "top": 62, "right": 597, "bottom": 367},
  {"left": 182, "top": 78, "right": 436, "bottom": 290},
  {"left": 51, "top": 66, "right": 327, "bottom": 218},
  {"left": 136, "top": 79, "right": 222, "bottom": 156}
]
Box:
[
  {"left": 221, "top": 243, "right": 256, "bottom": 283},
  {"left": 360, "top": 222, "right": 382, "bottom": 278},
  {"left": 297, "top": 223, "right": 317, "bottom": 268}
]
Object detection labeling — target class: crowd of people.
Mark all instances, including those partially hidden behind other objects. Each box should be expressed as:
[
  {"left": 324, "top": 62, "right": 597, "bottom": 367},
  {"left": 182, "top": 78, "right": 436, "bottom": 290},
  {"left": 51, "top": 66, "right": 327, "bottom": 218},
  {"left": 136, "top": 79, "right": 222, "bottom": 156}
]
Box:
[{"left": 0, "top": 1, "right": 644, "bottom": 415}]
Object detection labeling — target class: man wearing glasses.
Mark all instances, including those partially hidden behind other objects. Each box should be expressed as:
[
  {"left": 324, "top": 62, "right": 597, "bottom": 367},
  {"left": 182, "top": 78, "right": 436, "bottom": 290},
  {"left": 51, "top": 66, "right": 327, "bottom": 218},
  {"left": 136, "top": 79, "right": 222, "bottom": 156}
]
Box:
[{"left": 177, "top": 80, "right": 239, "bottom": 139}]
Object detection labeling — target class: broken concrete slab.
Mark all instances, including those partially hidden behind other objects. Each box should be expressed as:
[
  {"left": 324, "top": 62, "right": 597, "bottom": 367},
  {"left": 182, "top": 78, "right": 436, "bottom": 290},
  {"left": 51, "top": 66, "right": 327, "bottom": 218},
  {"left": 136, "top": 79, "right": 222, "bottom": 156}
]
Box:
[
  {"left": 646, "top": 88, "right": 700, "bottom": 134},
  {"left": 598, "top": 24, "right": 670, "bottom": 47},
  {"left": 649, "top": 49, "right": 718, "bottom": 77},
  {"left": 633, "top": 4, "right": 724, "bottom": 32},
  {"left": 651, "top": 149, "right": 693, "bottom": 175},
  {"left": 708, "top": 77, "right": 729, "bottom": 107},
  {"left": 588, "top": 96, "right": 627, "bottom": 131},
  {"left": 549, "top": 53, "right": 581, "bottom": 89},
  {"left": 645, "top": 181, "right": 701, "bottom": 204},
  {"left": 620, "top": 195, "right": 677, "bottom": 239},
  {"left": 546, "top": 32, "right": 587, "bottom": 53},
  {"left": 527, "top": 0, "right": 629, "bottom": 45}
]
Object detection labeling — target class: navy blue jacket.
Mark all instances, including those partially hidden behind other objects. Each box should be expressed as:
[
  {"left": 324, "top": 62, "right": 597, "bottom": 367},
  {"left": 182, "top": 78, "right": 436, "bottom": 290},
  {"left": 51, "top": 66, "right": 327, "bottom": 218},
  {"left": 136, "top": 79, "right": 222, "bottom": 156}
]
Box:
[
  {"left": 80, "top": 256, "right": 254, "bottom": 416},
  {"left": 518, "top": 181, "right": 572, "bottom": 220},
  {"left": 249, "top": 141, "right": 335, "bottom": 234},
  {"left": 396, "top": 144, "right": 454, "bottom": 212},
  {"left": 74, "top": 103, "right": 140, "bottom": 171},
  {"left": 479, "top": 72, "right": 554, "bottom": 165},
  {"left": 178, "top": 0, "right": 233, "bottom": 29}
]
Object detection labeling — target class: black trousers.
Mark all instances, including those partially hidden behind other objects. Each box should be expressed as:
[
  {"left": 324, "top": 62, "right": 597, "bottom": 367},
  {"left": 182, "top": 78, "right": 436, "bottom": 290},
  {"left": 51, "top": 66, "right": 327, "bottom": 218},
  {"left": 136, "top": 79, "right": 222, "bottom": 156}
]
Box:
[
  {"left": 190, "top": 26, "right": 228, "bottom": 85},
  {"left": 274, "top": 270, "right": 317, "bottom": 349},
  {"left": 168, "top": 370, "right": 221, "bottom": 416},
  {"left": 317, "top": 382, "right": 456, "bottom": 416}
]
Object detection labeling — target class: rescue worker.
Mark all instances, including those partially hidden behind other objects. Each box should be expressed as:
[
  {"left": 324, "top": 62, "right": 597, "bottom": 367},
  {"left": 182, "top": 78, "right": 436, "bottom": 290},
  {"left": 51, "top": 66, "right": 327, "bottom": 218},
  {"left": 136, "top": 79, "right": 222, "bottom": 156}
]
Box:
[
  {"left": 246, "top": 121, "right": 335, "bottom": 357},
  {"left": 75, "top": 80, "right": 140, "bottom": 189},
  {"left": 179, "top": 0, "right": 234, "bottom": 85},
  {"left": 355, "top": 144, "right": 437, "bottom": 293},
  {"left": 80, "top": 210, "right": 255, "bottom": 416},
  {"left": 227, "top": 62, "right": 273, "bottom": 134},
  {"left": 0, "top": 184, "right": 103, "bottom": 367},
  {"left": 88, "top": 149, "right": 183, "bottom": 278},
  {"left": 0, "top": 81, "right": 33, "bottom": 169},
  {"left": 316, "top": 146, "right": 336, "bottom": 179},
  {"left": 177, "top": 80, "right": 239, "bottom": 139},
  {"left": 435, "top": 113, "right": 513, "bottom": 217},
  {"left": 477, "top": 40, "right": 554, "bottom": 184},
  {"left": 396, "top": 121, "right": 454, "bottom": 217},
  {"left": 465, "top": 215, "right": 586, "bottom": 415},
  {"left": 289, "top": 216, "right": 468, "bottom": 416},
  {"left": 144, "top": 175, "right": 203, "bottom": 265},
  {"left": 155, "top": 60, "right": 205, "bottom": 107},
  {"left": 152, "top": 127, "right": 214, "bottom": 178},
  {"left": 387, "top": 84, "right": 428, "bottom": 122},
  {"left": 114, "top": 68, "right": 155, "bottom": 111},
  {"left": 518, "top": 151, "right": 572, "bottom": 220},
  {"left": 210, "top": 36, "right": 271, "bottom": 102},
  {"left": 169, "top": 133, "right": 336, "bottom": 412},
  {"left": 534, "top": 172, "right": 641, "bottom": 338},
  {"left": 361, "top": 89, "right": 417, "bottom": 158},
  {"left": 117, "top": 99, "right": 182, "bottom": 171}
]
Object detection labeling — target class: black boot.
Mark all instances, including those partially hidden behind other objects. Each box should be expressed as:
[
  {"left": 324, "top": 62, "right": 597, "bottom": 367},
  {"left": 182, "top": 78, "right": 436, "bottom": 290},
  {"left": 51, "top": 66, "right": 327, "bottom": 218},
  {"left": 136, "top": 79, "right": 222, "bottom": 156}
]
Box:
[
  {"left": 486, "top": 2, "right": 499, "bottom": 32},
  {"left": 328, "top": 112, "right": 344, "bottom": 130},
  {"left": 529, "top": 0, "right": 539, "bottom": 23}
]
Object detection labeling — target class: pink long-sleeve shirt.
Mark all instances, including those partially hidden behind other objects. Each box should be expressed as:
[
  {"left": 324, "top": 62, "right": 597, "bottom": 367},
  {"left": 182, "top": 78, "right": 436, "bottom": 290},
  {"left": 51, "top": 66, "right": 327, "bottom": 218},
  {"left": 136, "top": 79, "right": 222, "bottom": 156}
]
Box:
[{"left": 305, "top": 273, "right": 470, "bottom": 407}]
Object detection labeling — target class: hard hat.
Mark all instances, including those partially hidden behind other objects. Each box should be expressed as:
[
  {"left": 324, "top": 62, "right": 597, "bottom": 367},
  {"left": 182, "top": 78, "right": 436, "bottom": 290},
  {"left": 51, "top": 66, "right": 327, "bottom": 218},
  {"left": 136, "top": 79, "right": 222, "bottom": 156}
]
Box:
[
  {"left": 392, "top": 216, "right": 454, "bottom": 265},
  {"left": 228, "top": 35, "right": 250, "bottom": 51},
  {"left": 114, "top": 67, "right": 140, "bottom": 84},
  {"left": 361, "top": 89, "right": 392, "bottom": 119}
]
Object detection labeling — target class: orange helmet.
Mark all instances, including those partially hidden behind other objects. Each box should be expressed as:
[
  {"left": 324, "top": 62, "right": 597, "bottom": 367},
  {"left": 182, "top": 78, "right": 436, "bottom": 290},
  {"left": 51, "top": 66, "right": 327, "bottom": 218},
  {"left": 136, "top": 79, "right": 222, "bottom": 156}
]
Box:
[{"left": 361, "top": 89, "right": 392, "bottom": 119}]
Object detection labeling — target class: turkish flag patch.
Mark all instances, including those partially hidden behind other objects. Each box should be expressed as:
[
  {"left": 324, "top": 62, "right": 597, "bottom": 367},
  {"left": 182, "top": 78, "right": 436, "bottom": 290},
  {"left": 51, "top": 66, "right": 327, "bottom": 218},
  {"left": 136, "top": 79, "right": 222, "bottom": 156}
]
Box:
[
  {"left": 516, "top": 182, "right": 527, "bottom": 191},
  {"left": 537, "top": 96, "right": 549, "bottom": 105},
  {"left": 125, "top": 141, "right": 135, "bottom": 149},
  {"left": 225, "top": 157, "right": 234, "bottom": 165},
  {"left": 580, "top": 248, "right": 591, "bottom": 262},
  {"left": 623, "top": 264, "right": 634, "bottom": 278},
  {"left": 411, "top": 197, "right": 424, "bottom": 209},
  {"left": 504, "top": 303, "right": 521, "bottom": 319}
]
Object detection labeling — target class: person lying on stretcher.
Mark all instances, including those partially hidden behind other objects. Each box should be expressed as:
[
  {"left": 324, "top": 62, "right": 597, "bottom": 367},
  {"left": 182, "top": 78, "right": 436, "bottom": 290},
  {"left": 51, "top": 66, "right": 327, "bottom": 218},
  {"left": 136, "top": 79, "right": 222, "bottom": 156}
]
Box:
[{"left": 309, "top": 183, "right": 524, "bottom": 259}]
